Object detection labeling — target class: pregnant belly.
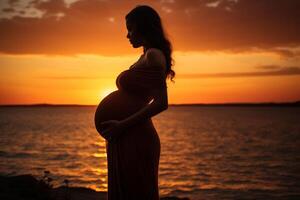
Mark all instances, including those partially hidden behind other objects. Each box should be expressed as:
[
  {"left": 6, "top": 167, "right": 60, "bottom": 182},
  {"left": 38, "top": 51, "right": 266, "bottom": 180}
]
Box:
[{"left": 94, "top": 90, "right": 147, "bottom": 138}]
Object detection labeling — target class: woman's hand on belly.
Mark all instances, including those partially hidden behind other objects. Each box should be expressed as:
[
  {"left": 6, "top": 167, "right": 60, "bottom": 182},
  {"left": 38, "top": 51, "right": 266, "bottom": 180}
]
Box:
[{"left": 101, "top": 120, "right": 125, "bottom": 143}]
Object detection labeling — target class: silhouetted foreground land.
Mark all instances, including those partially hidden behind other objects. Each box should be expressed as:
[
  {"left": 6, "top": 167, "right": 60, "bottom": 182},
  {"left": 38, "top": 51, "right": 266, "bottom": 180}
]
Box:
[
  {"left": 1, "top": 101, "right": 299, "bottom": 107},
  {"left": 0, "top": 174, "right": 190, "bottom": 200}
]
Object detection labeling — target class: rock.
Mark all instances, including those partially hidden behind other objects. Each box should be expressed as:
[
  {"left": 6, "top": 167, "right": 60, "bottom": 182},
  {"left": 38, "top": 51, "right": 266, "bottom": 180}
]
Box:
[{"left": 161, "top": 196, "right": 190, "bottom": 200}]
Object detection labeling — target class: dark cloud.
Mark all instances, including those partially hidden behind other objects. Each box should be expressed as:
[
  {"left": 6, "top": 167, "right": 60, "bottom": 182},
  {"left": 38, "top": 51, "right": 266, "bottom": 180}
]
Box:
[
  {"left": 178, "top": 66, "right": 300, "bottom": 78},
  {"left": 8, "top": 0, "right": 19, "bottom": 5},
  {"left": 2, "top": 7, "right": 15, "bottom": 12},
  {"left": 34, "top": 0, "right": 67, "bottom": 15},
  {"left": 0, "top": 0, "right": 299, "bottom": 55},
  {"left": 164, "top": 0, "right": 300, "bottom": 53},
  {"left": 255, "top": 65, "right": 281, "bottom": 70}
]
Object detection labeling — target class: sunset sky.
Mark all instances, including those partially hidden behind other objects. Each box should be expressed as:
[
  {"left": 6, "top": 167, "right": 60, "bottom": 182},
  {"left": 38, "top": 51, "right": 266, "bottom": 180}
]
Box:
[{"left": 1, "top": 0, "right": 300, "bottom": 105}]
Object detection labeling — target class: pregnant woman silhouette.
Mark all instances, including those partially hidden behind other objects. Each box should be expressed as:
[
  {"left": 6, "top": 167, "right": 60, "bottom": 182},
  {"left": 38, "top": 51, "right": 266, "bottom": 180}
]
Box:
[{"left": 95, "top": 5, "right": 175, "bottom": 200}]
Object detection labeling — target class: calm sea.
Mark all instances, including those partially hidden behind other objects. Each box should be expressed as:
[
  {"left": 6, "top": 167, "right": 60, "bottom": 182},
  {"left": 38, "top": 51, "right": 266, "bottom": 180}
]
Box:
[{"left": 0, "top": 106, "right": 300, "bottom": 200}]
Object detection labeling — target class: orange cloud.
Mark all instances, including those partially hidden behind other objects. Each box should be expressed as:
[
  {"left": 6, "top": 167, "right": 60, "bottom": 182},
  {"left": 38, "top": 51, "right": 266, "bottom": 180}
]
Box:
[
  {"left": 178, "top": 66, "right": 300, "bottom": 78},
  {"left": 0, "top": 0, "right": 299, "bottom": 56}
]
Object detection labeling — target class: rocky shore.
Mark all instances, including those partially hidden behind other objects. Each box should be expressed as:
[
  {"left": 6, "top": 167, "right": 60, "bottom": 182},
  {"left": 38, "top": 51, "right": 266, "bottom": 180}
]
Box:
[{"left": 0, "top": 174, "right": 190, "bottom": 200}]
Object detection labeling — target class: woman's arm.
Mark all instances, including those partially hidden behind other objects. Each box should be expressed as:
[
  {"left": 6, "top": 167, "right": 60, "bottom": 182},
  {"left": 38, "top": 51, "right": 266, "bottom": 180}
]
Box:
[{"left": 120, "top": 85, "right": 168, "bottom": 129}]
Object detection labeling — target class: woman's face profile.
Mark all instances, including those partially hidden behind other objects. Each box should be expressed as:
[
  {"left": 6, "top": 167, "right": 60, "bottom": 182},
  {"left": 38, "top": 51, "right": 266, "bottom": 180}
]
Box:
[{"left": 126, "top": 20, "right": 143, "bottom": 48}]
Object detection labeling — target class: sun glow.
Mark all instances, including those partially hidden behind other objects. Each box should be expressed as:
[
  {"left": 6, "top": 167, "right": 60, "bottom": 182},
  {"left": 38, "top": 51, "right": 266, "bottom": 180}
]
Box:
[{"left": 99, "top": 88, "right": 116, "bottom": 100}]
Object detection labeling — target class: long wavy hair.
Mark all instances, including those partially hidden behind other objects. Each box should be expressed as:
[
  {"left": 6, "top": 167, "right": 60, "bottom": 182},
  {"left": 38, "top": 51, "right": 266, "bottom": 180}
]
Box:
[{"left": 126, "top": 5, "right": 175, "bottom": 81}]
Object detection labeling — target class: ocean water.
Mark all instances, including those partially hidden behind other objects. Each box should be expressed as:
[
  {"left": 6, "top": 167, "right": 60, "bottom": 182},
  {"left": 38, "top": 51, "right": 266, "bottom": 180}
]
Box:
[{"left": 0, "top": 106, "right": 300, "bottom": 200}]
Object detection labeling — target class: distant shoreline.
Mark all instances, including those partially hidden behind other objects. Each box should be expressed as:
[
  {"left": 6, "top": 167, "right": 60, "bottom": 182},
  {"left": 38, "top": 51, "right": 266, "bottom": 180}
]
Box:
[{"left": 0, "top": 101, "right": 299, "bottom": 107}]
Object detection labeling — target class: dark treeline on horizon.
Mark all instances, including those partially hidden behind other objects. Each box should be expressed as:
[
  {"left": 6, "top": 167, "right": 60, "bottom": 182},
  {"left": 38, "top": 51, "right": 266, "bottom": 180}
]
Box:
[{"left": 0, "top": 101, "right": 300, "bottom": 107}]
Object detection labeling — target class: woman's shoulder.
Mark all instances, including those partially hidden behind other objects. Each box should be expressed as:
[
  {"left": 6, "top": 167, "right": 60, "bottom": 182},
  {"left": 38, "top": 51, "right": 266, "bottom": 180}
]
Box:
[
  {"left": 144, "top": 48, "right": 165, "bottom": 62},
  {"left": 144, "top": 48, "right": 166, "bottom": 71}
]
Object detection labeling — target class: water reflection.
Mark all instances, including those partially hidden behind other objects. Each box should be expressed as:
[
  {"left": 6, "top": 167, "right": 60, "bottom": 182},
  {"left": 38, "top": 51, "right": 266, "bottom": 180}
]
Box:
[{"left": 0, "top": 106, "right": 300, "bottom": 199}]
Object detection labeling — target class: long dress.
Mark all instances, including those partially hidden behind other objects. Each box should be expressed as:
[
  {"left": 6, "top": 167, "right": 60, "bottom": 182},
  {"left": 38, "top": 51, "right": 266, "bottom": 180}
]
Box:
[{"left": 94, "top": 54, "right": 167, "bottom": 200}]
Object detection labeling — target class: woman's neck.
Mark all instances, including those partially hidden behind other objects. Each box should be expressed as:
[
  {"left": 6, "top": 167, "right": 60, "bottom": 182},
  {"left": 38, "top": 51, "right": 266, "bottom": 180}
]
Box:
[{"left": 143, "top": 47, "right": 149, "bottom": 54}]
